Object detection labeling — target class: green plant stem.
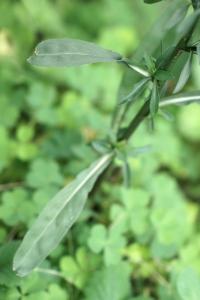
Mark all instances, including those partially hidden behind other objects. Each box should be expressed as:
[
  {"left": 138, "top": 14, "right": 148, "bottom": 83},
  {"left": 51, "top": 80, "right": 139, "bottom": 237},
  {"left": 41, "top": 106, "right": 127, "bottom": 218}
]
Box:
[
  {"left": 117, "top": 12, "right": 200, "bottom": 142},
  {"left": 117, "top": 99, "right": 150, "bottom": 141}
]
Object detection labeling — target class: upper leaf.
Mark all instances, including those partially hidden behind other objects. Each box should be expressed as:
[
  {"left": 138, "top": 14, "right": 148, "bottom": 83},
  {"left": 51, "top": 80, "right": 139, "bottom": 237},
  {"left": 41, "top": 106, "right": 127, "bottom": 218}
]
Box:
[
  {"left": 13, "top": 153, "right": 113, "bottom": 277},
  {"left": 28, "top": 38, "right": 122, "bottom": 67}
]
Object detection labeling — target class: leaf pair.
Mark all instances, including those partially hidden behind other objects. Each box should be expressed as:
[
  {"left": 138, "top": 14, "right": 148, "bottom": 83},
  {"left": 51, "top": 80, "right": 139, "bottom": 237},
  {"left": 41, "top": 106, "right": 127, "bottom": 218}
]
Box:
[
  {"left": 13, "top": 153, "right": 113, "bottom": 277},
  {"left": 28, "top": 39, "right": 122, "bottom": 67}
]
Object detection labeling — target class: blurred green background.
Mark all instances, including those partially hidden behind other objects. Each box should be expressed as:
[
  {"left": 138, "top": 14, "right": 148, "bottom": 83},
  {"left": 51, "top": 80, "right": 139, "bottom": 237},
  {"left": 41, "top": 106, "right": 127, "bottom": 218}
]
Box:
[{"left": 1, "top": 0, "right": 200, "bottom": 299}]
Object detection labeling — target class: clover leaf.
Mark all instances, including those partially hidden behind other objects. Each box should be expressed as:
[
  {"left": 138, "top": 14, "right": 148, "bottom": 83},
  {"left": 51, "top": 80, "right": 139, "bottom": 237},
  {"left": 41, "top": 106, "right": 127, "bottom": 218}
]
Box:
[{"left": 87, "top": 224, "right": 126, "bottom": 265}]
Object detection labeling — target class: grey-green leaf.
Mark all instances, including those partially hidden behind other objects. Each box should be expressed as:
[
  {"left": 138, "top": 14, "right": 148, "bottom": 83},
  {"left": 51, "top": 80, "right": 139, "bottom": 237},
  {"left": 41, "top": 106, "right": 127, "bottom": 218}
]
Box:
[
  {"left": 13, "top": 153, "right": 113, "bottom": 277},
  {"left": 120, "top": 78, "right": 150, "bottom": 104},
  {"left": 173, "top": 52, "right": 193, "bottom": 94},
  {"left": 159, "top": 91, "right": 200, "bottom": 107},
  {"left": 150, "top": 81, "right": 160, "bottom": 116},
  {"left": 28, "top": 38, "right": 122, "bottom": 67}
]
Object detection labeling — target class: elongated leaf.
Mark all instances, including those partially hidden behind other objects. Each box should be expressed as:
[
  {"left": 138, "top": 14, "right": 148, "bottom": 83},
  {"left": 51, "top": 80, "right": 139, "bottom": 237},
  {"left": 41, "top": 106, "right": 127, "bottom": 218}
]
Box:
[
  {"left": 173, "top": 52, "right": 193, "bottom": 94},
  {"left": 159, "top": 91, "right": 200, "bottom": 107},
  {"left": 13, "top": 153, "right": 113, "bottom": 277},
  {"left": 28, "top": 38, "right": 122, "bottom": 67},
  {"left": 120, "top": 78, "right": 150, "bottom": 104},
  {"left": 150, "top": 81, "right": 160, "bottom": 116}
]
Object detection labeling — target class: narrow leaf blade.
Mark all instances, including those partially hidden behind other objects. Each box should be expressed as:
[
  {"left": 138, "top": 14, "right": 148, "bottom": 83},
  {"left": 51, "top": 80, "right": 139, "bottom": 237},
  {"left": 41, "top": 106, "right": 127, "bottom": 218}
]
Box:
[
  {"left": 173, "top": 52, "right": 193, "bottom": 94},
  {"left": 159, "top": 91, "right": 200, "bottom": 107},
  {"left": 120, "top": 78, "right": 150, "bottom": 104},
  {"left": 28, "top": 38, "right": 122, "bottom": 67},
  {"left": 13, "top": 153, "right": 113, "bottom": 277},
  {"left": 150, "top": 81, "right": 160, "bottom": 116}
]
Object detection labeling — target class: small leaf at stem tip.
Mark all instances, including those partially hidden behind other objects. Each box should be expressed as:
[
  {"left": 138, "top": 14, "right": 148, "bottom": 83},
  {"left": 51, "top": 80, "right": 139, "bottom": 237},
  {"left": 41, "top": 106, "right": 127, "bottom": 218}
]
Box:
[
  {"left": 120, "top": 78, "right": 150, "bottom": 104},
  {"left": 28, "top": 38, "right": 122, "bottom": 67},
  {"left": 155, "top": 69, "right": 174, "bottom": 81},
  {"left": 144, "top": 53, "right": 156, "bottom": 74},
  {"left": 150, "top": 81, "right": 160, "bottom": 117},
  {"left": 13, "top": 153, "right": 113, "bottom": 277},
  {"left": 159, "top": 91, "right": 200, "bottom": 107},
  {"left": 173, "top": 52, "right": 193, "bottom": 94}
]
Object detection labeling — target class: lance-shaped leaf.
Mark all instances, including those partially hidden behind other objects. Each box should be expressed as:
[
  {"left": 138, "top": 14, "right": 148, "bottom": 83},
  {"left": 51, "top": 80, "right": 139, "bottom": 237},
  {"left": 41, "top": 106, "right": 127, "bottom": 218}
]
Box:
[
  {"left": 150, "top": 81, "right": 160, "bottom": 117},
  {"left": 173, "top": 52, "right": 193, "bottom": 94},
  {"left": 120, "top": 78, "right": 150, "bottom": 104},
  {"left": 28, "top": 38, "right": 122, "bottom": 67},
  {"left": 13, "top": 153, "right": 113, "bottom": 277},
  {"left": 159, "top": 91, "right": 200, "bottom": 107}
]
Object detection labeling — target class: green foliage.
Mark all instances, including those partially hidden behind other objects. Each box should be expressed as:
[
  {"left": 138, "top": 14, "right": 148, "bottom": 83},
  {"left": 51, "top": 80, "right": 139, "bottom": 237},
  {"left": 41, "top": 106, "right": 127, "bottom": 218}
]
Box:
[
  {"left": 26, "top": 158, "right": 64, "bottom": 188},
  {"left": 1, "top": 0, "right": 200, "bottom": 299},
  {"left": 88, "top": 224, "right": 126, "bottom": 265},
  {"left": 177, "top": 268, "right": 200, "bottom": 300},
  {"left": 0, "top": 189, "right": 35, "bottom": 227},
  {"left": 84, "top": 262, "right": 131, "bottom": 300},
  {"left": 60, "top": 247, "right": 100, "bottom": 289}
]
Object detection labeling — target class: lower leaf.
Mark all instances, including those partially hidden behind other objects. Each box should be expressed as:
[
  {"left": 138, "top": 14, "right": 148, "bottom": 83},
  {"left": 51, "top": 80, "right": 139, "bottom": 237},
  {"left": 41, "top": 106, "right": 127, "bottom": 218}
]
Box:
[{"left": 13, "top": 153, "right": 113, "bottom": 277}]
